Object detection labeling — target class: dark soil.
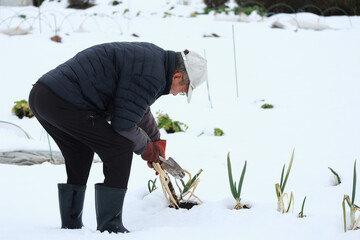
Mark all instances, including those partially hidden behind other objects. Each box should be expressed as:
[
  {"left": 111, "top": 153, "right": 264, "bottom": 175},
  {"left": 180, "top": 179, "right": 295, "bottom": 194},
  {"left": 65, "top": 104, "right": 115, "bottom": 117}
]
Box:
[
  {"left": 169, "top": 201, "right": 199, "bottom": 210},
  {"left": 243, "top": 204, "right": 251, "bottom": 209}
]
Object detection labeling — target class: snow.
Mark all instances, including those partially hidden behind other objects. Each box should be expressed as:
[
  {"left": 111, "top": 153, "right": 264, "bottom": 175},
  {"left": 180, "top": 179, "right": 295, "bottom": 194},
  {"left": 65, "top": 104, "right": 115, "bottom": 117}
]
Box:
[{"left": 1, "top": 0, "right": 360, "bottom": 239}]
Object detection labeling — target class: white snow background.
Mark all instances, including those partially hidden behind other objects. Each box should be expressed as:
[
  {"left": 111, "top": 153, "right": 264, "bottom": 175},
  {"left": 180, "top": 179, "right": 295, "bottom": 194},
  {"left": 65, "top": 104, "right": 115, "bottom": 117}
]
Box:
[{"left": 0, "top": 0, "right": 360, "bottom": 239}]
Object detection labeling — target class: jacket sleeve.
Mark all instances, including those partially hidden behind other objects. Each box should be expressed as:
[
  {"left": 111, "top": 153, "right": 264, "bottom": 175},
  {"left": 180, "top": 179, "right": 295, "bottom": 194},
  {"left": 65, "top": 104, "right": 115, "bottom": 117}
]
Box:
[
  {"left": 137, "top": 107, "right": 161, "bottom": 141},
  {"left": 116, "top": 127, "right": 148, "bottom": 155},
  {"left": 116, "top": 107, "right": 160, "bottom": 155}
]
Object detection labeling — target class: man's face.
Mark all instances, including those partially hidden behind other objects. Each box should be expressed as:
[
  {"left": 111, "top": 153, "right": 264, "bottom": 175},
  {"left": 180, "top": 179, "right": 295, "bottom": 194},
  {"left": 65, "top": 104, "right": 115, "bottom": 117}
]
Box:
[{"left": 170, "top": 72, "right": 189, "bottom": 96}]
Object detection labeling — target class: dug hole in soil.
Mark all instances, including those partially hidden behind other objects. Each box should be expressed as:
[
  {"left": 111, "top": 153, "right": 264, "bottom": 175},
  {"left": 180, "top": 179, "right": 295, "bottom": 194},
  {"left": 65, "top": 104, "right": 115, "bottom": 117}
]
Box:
[{"left": 169, "top": 201, "right": 199, "bottom": 210}]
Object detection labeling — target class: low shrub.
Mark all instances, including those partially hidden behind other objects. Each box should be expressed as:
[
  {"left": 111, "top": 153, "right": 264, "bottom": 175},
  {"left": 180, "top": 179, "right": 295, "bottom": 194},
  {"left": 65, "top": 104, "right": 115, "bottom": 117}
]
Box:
[
  {"left": 12, "top": 100, "right": 34, "bottom": 119},
  {"left": 156, "top": 111, "right": 188, "bottom": 133}
]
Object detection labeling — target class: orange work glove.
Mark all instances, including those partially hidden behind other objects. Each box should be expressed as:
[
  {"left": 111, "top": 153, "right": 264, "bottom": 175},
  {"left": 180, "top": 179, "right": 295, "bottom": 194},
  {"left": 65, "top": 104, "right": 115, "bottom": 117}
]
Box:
[
  {"left": 154, "top": 140, "right": 166, "bottom": 159},
  {"left": 141, "top": 142, "right": 161, "bottom": 162},
  {"left": 143, "top": 140, "right": 166, "bottom": 176}
]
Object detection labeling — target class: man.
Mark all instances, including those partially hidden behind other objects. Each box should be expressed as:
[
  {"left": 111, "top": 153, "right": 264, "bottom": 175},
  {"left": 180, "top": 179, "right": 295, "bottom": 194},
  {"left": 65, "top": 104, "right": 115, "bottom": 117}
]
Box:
[{"left": 28, "top": 42, "right": 207, "bottom": 233}]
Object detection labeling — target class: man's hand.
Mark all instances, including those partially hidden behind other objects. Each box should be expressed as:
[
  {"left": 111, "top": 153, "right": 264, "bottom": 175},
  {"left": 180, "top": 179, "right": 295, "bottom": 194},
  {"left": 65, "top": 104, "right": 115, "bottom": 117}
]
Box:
[
  {"left": 144, "top": 140, "right": 166, "bottom": 175},
  {"left": 146, "top": 161, "right": 164, "bottom": 176},
  {"left": 141, "top": 141, "right": 161, "bottom": 162},
  {"left": 154, "top": 140, "right": 166, "bottom": 159}
]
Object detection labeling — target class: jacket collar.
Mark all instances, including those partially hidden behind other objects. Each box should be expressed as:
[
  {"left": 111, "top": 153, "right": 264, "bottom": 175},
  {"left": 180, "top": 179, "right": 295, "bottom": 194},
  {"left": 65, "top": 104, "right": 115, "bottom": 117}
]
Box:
[{"left": 162, "top": 50, "right": 176, "bottom": 95}]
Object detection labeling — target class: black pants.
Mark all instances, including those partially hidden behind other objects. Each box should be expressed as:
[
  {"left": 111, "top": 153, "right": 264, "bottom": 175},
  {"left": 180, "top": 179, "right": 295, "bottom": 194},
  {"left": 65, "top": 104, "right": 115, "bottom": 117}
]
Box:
[{"left": 28, "top": 83, "right": 134, "bottom": 188}]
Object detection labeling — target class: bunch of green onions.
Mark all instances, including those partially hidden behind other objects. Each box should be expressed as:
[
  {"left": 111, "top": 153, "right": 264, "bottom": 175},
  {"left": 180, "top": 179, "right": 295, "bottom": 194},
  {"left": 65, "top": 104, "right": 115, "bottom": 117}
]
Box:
[{"left": 227, "top": 152, "right": 247, "bottom": 209}]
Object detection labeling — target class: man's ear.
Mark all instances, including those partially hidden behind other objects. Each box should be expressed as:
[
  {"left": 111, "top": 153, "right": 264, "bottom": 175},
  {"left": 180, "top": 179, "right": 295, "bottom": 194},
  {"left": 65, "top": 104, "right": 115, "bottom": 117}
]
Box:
[{"left": 173, "top": 71, "right": 183, "bottom": 83}]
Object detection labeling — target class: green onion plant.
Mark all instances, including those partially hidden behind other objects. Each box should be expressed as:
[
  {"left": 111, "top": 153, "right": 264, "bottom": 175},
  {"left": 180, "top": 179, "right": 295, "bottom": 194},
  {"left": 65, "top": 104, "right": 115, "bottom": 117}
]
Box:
[
  {"left": 227, "top": 152, "right": 247, "bottom": 209},
  {"left": 328, "top": 167, "right": 341, "bottom": 185},
  {"left": 148, "top": 178, "right": 157, "bottom": 193},
  {"left": 178, "top": 169, "right": 203, "bottom": 203},
  {"left": 275, "top": 149, "right": 295, "bottom": 213},
  {"left": 298, "top": 196, "right": 307, "bottom": 218},
  {"left": 343, "top": 160, "right": 360, "bottom": 232}
]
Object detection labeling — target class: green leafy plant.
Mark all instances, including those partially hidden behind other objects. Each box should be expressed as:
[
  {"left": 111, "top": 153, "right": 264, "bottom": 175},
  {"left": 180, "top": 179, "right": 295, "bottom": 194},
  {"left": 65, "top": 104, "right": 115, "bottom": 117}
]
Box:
[
  {"left": 12, "top": 100, "right": 34, "bottom": 119},
  {"left": 275, "top": 149, "right": 295, "bottom": 213},
  {"left": 214, "top": 128, "right": 224, "bottom": 136},
  {"left": 298, "top": 196, "right": 307, "bottom": 218},
  {"left": 329, "top": 167, "right": 341, "bottom": 185},
  {"left": 227, "top": 152, "right": 248, "bottom": 209},
  {"left": 261, "top": 103, "right": 274, "bottom": 109},
  {"left": 156, "top": 111, "right": 188, "bottom": 133},
  {"left": 343, "top": 160, "right": 360, "bottom": 232},
  {"left": 148, "top": 178, "right": 157, "bottom": 193}
]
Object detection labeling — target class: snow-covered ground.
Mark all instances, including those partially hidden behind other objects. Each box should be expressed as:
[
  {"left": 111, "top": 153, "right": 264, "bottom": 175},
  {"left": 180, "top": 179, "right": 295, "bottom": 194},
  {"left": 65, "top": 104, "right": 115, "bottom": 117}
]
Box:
[{"left": 1, "top": 0, "right": 360, "bottom": 239}]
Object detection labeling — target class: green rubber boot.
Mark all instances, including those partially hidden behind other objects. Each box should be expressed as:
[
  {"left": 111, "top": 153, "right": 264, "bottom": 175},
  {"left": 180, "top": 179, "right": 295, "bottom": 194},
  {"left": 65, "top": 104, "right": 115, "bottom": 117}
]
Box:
[
  {"left": 95, "top": 183, "right": 129, "bottom": 233},
  {"left": 58, "top": 183, "right": 86, "bottom": 229}
]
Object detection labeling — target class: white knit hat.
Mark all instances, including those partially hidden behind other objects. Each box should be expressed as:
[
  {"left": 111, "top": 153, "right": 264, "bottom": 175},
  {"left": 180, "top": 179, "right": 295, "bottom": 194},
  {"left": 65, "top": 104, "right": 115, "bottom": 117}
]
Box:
[{"left": 181, "top": 50, "right": 208, "bottom": 103}]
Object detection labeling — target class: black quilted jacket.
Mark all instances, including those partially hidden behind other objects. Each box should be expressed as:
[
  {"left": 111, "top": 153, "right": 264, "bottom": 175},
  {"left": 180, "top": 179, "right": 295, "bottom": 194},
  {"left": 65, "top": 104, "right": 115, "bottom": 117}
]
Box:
[{"left": 38, "top": 42, "right": 175, "bottom": 131}]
